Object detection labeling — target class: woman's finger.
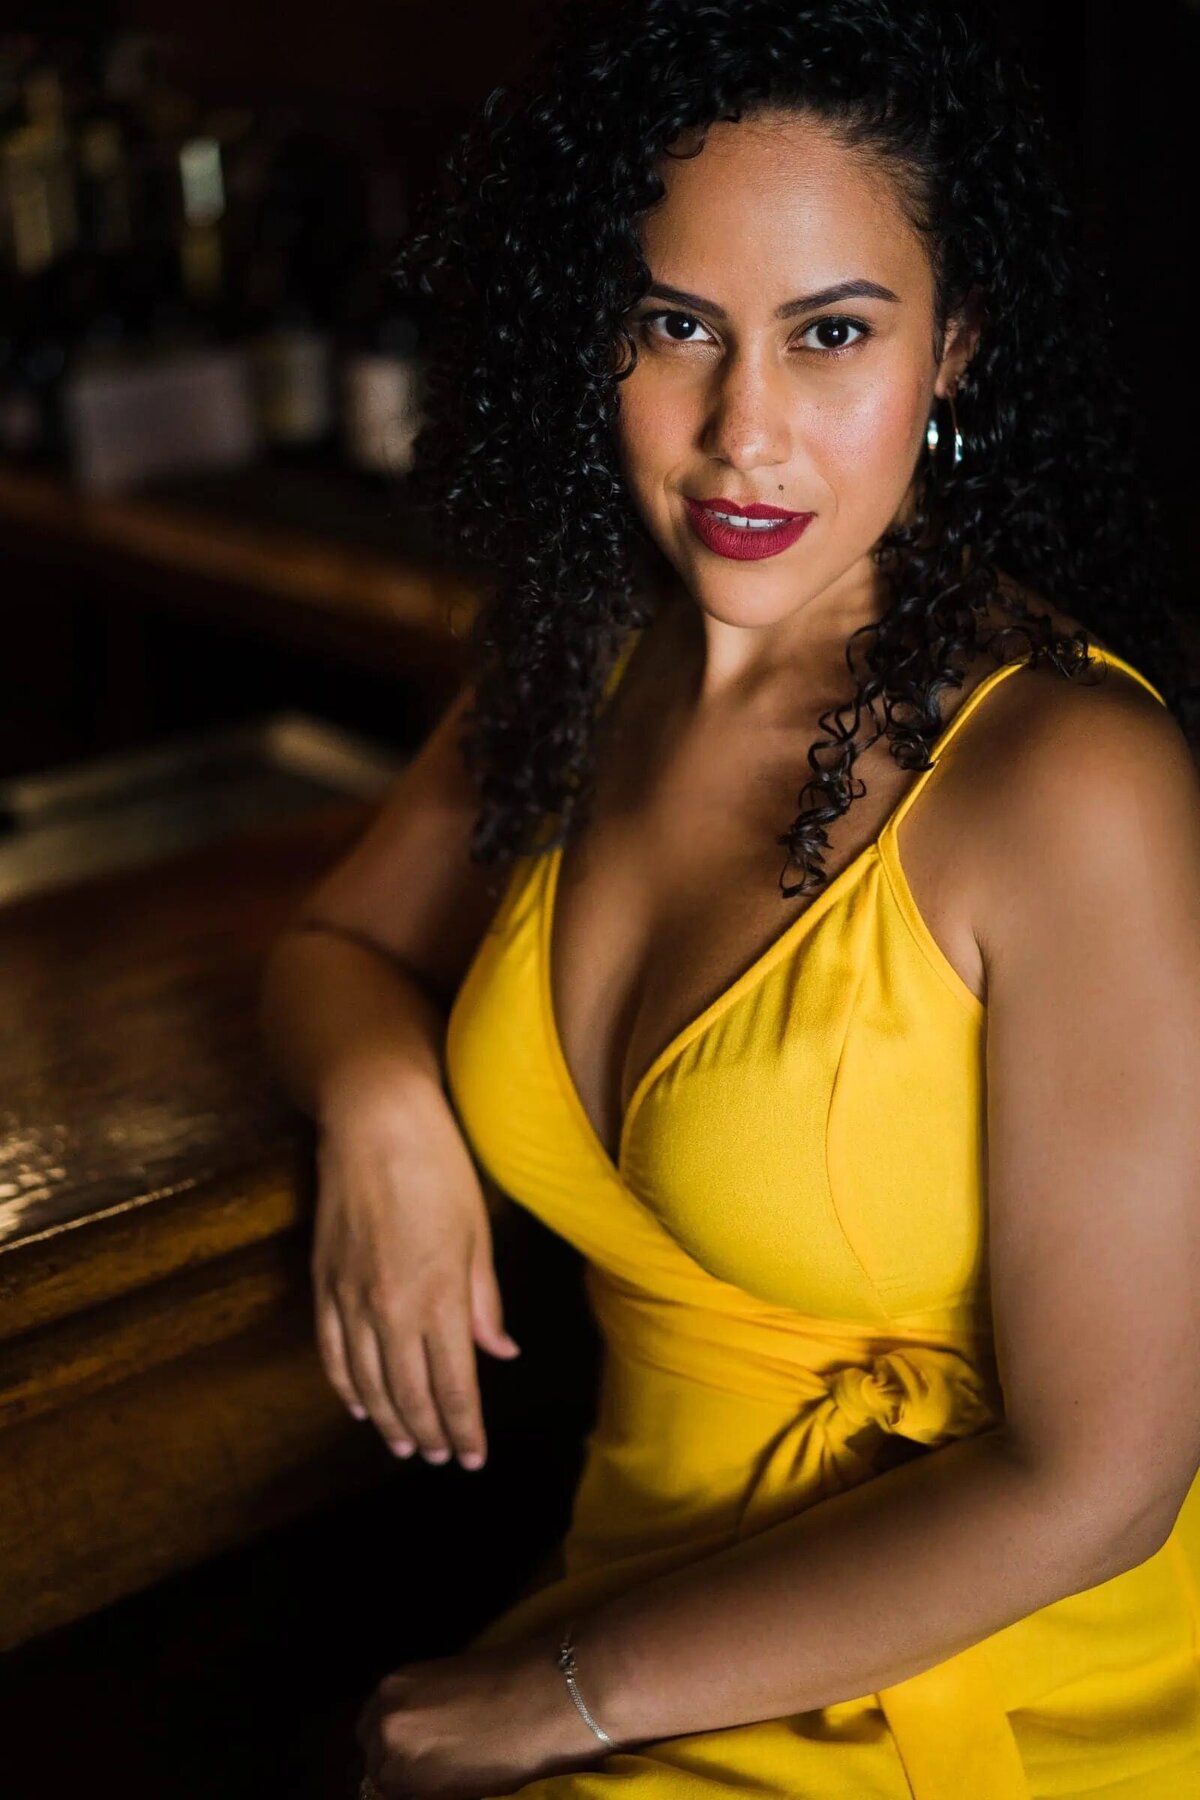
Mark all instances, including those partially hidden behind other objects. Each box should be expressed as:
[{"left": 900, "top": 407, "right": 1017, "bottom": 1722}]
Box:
[
  {"left": 340, "top": 1306, "right": 417, "bottom": 1453},
  {"left": 372, "top": 1309, "right": 456, "bottom": 1461},
  {"left": 311, "top": 1166, "right": 369, "bottom": 1420},
  {"left": 314, "top": 1284, "right": 368, "bottom": 1420},
  {"left": 422, "top": 1295, "right": 488, "bottom": 1468}
]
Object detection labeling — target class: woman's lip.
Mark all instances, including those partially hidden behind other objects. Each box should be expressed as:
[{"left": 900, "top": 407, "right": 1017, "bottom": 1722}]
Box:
[
  {"left": 683, "top": 496, "right": 815, "bottom": 562},
  {"left": 691, "top": 495, "right": 805, "bottom": 520}
]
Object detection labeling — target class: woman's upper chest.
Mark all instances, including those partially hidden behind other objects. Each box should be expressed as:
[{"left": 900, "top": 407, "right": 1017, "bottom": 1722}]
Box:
[{"left": 550, "top": 658, "right": 989, "bottom": 1171}]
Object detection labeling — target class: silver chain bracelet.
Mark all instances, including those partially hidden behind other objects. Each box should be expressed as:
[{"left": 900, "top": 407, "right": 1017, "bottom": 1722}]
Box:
[{"left": 556, "top": 1617, "right": 616, "bottom": 1746}]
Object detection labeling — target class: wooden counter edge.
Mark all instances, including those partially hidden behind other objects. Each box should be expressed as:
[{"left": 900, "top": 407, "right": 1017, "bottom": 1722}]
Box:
[
  {"left": 0, "top": 1151, "right": 309, "bottom": 1343},
  {"left": 0, "top": 464, "right": 482, "bottom": 642}
]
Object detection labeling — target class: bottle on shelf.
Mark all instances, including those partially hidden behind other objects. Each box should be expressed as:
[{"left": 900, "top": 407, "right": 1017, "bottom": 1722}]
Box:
[
  {"left": 241, "top": 124, "right": 369, "bottom": 467},
  {"left": 61, "top": 117, "right": 262, "bottom": 491},
  {"left": 337, "top": 163, "right": 425, "bottom": 484},
  {"left": 94, "top": 29, "right": 182, "bottom": 345},
  {"left": 246, "top": 258, "right": 338, "bottom": 464},
  {"left": 62, "top": 117, "right": 136, "bottom": 369},
  {"left": 0, "top": 31, "right": 438, "bottom": 494},
  {"left": 0, "top": 118, "right": 75, "bottom": 466}
]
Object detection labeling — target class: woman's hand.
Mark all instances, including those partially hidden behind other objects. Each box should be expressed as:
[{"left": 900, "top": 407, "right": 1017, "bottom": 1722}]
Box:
[
  {"left": 355, "top": 1629, "right": 622, "bottom": 1798},
  {"left": 312, "top": 1069, "right": 521, "bottom": 1468}
]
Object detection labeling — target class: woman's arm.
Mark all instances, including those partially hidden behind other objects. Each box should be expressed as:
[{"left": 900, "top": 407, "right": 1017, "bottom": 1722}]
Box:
[
  {"left": 257, "top": 682, "right": 525, "bottom": 1469},
  {"left": 258, "top": 680, "right": 494, "bottom": 1124},
  {"left": 570, "top": 674, "right": 1200, "bottom": 1747}
]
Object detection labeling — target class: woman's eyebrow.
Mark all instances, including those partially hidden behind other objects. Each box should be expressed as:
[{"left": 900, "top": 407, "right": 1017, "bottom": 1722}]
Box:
[{"left": 641, "top": 277, "right": 900, "bottom": 318}]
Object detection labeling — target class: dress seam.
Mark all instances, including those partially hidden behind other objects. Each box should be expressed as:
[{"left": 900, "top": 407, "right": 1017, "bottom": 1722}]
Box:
[
  {"left": 824, "top": 870, "right": 895, "bottom": 1324},
  {"left": 876, "top": 828, "right": 986, "bottom": 1020}
]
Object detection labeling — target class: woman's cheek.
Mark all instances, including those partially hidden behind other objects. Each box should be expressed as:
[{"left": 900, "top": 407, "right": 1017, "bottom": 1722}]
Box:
[
  {"left": 813, "top": 381, "right": 924, "bottom": 522},
  {"left": 615, "top": 375, "right": 690, "bottom": 510}
]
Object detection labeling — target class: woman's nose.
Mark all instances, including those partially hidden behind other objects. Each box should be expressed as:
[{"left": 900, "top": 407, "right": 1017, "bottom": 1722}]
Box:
[{"left": 699, "top": 352, "right": 792, "bottom": 471}]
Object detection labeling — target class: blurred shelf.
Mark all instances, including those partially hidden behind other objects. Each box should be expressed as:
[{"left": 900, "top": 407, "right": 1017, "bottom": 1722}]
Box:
[
  {"left": 0, "top": 461, "right": 482, "bottom": 689},
  {"left": 138, "top": 461, "right": 468, "bottom": 568}
]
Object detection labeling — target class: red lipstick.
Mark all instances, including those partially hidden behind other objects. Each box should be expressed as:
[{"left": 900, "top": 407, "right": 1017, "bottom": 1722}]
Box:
[{"left": 684, "top": 495, "right": 815, "bottom": 561}]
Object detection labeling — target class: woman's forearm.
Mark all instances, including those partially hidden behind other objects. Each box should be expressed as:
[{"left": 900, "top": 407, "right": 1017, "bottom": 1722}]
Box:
[
  {"left": 257, "top": 923, "right": 449, "bottom": 1125},
  {"left": 579, "top": 1426, "right": 1167, "bottom": 1746}
]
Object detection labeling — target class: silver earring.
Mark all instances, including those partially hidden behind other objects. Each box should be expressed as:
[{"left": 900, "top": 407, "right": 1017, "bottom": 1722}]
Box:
[{"left": 925, "top": 390, "right": 963, "bottom": 470}]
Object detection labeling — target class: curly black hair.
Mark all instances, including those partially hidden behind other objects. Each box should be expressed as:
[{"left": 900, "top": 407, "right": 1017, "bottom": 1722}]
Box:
[{"left": 392, "top": 0, "right": 1194, "bottom": 901}]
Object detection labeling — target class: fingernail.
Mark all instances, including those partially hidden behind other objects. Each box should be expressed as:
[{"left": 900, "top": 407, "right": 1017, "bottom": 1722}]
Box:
[
  {"left": 422, "top": 1446, "right": 451, "bottom": 1464},
  {"left": 389, "top": 1438, "right": 415, "bottom": 1457},
  {"left": 349, "top": 1404, "right": 368, "bottom": 1420},
  {"left": 459, "top": 1451, "right": 484, "bottom": 1470}
]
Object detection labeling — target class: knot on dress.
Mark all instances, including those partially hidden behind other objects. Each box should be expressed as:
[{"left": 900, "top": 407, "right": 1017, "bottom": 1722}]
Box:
[
  {"left": 736, "top": 1343, "right": 1000, "bottom": 1538},
  {"left": 827, "top": 1346, "right": 994, "bottom": 1442}
]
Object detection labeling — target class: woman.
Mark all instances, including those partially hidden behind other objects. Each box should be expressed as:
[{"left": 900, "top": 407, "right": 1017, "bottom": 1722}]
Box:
[{"left": 258, "top": 1, "right": 1200, "bottom": 1795}]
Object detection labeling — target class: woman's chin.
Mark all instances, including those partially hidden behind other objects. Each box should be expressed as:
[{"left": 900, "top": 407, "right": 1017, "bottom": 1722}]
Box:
[{"left": 683, "top": 574, "right": 812, "bottom": 630}]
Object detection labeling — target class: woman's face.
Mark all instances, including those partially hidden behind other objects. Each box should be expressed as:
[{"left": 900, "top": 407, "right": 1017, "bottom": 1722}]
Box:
[{"left": 613, "top": 108, "right": 977, "bottom": 639}]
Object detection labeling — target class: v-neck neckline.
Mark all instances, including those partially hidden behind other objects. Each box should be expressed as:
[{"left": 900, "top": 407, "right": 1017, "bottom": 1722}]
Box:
[
  {"left": 540, "top": 828, "right": 884, "bottom": 1183},
  {"left": 536, "top": 640, "right": 1160, "bottom": 1187}
]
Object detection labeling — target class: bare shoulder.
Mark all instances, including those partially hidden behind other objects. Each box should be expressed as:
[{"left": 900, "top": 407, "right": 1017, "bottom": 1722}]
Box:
[
  {"left": 947, "top": 634, "right": 1200, "bottom": 984},
  {"left": 958, "top": 642, "right": 1194, "bottom": 852}
]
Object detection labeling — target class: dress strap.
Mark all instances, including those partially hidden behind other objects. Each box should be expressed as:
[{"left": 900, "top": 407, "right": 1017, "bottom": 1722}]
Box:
[
  {"left": 599, "top": 629, "right": 1165, "bottom": 846},
  {"left": 600, "top": 626, "right": 644, "bottom": 709},
  {"left": 878, "top": 643, "right": 1167, "bottom": 848}
]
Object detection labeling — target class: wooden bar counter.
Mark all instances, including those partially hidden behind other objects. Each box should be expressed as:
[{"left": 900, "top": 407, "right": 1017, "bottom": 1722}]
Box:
[
  {"left": 0, "top": 458, "right": 602, "bottom": 1661},
  {"left": 0, "top": 800, "right": 572, "bottom": 1654}
]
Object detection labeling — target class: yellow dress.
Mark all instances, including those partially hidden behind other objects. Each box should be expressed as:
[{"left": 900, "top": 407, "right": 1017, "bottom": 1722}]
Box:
[{"left": 443, "top": 636, "right": 1200, "bottom": 1798}]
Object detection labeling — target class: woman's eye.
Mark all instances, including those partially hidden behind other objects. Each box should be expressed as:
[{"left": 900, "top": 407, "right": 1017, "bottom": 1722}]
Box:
[
  {"left": 640, "top": 310, "right": 714, "bottom": 345},
  {"left": 635, "top": 309, "right": 871, "bottom": 355},
  {"left": 799, "top": 315, "right": 871, "bottom": 354}
]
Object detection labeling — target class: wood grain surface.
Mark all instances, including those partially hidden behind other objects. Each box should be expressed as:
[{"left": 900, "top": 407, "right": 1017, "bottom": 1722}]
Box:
[{"left": 0, "top": 799, "right": 403, "bottom": 1648}]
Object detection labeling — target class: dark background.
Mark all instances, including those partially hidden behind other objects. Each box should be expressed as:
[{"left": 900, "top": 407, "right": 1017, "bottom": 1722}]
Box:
[{"left": 31, "top": 0, "right": 1199, "bottom": 569}]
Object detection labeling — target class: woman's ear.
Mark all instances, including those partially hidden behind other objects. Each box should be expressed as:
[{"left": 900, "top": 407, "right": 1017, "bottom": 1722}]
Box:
[{"left": 937, "top": 284, "right": 985, "bottom": 397}]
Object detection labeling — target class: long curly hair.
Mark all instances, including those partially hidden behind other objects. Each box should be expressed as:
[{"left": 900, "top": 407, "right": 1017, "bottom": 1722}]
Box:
[{"left": 392, "top": 0, "right": 1194, "bottom": 900}]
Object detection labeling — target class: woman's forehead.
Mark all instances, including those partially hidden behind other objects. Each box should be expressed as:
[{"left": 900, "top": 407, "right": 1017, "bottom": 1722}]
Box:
[
  {"left": 642, "top": 117, "right": 931, "bottom": 302},
  {"left": 656, "top": 113, "right": 904, "bottom": 213}
]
